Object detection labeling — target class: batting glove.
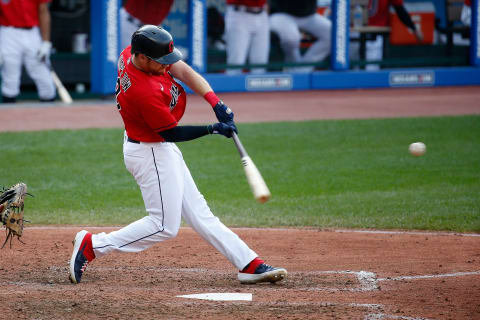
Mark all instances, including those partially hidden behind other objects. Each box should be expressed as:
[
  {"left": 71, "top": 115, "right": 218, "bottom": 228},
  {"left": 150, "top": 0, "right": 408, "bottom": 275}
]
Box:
[
  {"left": 37, "top": 41, "right": 52, "bottom": 62},
  {"left": 213, "top": 101, "right": 238, "bottom": 133},
  {"left": 208, "top": 122, "right": 235, "bottom": 138},
  {"left": 213, "top": 101, "right": 234, "bottom": 123}
]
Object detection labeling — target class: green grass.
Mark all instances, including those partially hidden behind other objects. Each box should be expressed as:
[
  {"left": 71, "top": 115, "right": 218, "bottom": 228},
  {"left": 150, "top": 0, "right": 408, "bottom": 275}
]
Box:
[{"left": 1, "top": 115, "right": 479, "bottom": 232}]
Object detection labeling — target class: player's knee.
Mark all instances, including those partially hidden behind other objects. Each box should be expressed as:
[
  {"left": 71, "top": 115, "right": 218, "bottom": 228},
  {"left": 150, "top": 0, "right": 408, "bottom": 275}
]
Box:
[{"left": 163, "top": 226, "right": 179, "bottom": 239}]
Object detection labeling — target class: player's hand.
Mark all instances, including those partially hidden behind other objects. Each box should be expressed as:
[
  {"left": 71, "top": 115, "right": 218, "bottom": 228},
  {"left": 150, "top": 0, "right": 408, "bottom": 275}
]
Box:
[
  {"left": 213, "top": 101, "right": 238, "bottom": 133},
  {"left": 208, "top": 122, "right": 236, "bottom": 138},
  {"left": 37, "top": 41, "right": 52, "bottom": 62},
  {"left": 213, "top": 101, "right": 234, "bottom": 123}
]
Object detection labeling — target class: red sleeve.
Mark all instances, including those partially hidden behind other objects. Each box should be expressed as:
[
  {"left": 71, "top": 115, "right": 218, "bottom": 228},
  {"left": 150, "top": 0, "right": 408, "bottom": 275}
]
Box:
[
  {"left": 139, "top": 94, "right": 178, "bottom": 133},
  {"left": 391, "top": 0, "right": 404, "bottom": 7}
]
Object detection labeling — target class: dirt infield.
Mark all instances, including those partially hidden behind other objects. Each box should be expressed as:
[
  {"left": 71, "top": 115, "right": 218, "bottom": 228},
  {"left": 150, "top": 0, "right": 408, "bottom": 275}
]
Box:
[
  {"left": 1, "top": 86, "right": 480, "bottom": 319},
  {"left": 1, "top": 227, "right": 479, "bottom": 319}
]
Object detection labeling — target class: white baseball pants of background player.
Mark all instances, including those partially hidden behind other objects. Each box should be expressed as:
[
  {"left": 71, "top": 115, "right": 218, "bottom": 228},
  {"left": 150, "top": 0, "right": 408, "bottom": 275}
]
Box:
[
  {"left": 365, "top": 36, "right": 383, "bottom": 71},
  {"left": 224, "top": 5, "right": 270, "bottom": 75},
  {"left": 269, "top": 12, "right": 331, "bottom": 72},
  {"left": 91, "top": 137, "right": 258, "bottom": 270},
  {"left": 0, "top": 26, "right": 55, "bottom": 100}
]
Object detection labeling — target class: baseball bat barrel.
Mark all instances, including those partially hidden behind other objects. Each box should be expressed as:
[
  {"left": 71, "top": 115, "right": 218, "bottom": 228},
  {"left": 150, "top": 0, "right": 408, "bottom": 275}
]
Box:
[
  {"left": 232, "top": 132, "right": 271, "bottom": 203},
  {"left": 51, "top": 69, "right": 73, "bottom": 104}
]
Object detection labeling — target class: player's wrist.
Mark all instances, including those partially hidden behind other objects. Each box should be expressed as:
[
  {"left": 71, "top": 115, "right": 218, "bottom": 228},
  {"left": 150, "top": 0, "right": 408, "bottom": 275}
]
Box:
[{"left": 204, "top": 91, "right": 220, "bottom": 108}]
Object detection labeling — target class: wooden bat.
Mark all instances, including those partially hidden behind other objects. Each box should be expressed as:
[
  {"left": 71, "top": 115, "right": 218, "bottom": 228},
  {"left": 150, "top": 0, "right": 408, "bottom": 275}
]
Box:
[
  {"left": 232, "top": 132, "right": 271, "bottom": 203},
  {"left": 50, "top": 66, "right": 73, "bottom": 104}
]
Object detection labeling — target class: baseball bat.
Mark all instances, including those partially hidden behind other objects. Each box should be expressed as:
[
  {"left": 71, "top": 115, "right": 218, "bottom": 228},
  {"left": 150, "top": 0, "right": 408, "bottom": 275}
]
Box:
[
  {"left": 232, "top": 132, "right": 271, "bottom": 203},
  {"left": 50, "top": 68, "right": 73, "bottom": 104}
]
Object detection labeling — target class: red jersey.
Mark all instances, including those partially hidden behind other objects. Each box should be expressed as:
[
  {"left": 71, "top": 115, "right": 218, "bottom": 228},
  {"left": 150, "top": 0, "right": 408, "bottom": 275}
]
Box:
[
  {"left": 124, "top": 0, "right": 174, "bottom": 25},
  {"left": 367, "top": 0, "right": 403, "bottom": 26},
  {"left": 0, "top": 0, "right": 51, "bottom": 28},
  {"left": 116, "top": 46, "right": 187, "bottom": 142},
  {"left": 226, "top": 0, "right": 266, "bottom": 7}
]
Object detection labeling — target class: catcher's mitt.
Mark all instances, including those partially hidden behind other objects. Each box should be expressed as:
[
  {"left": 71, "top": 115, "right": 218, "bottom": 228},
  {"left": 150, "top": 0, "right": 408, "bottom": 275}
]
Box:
[{"left": 0, "top": 182, "right": 31, "bottom": 248}]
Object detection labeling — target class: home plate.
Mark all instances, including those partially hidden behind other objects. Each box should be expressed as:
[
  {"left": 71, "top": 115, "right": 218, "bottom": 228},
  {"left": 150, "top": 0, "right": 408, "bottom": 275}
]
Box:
[{"left": 177, "top": 293, "right": 252, "bottom": 301}]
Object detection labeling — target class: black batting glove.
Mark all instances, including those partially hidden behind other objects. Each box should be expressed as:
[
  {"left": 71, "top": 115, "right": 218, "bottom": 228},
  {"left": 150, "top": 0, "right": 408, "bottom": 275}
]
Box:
[
  {"left": 213, "top": 101, "right": 238, "bottom": 133},
  {"left": 208, "top": 123, "right": 235, "bottom": 138},
  {"left": 213, "top": 101, "right": 234, "bottom": 123}
]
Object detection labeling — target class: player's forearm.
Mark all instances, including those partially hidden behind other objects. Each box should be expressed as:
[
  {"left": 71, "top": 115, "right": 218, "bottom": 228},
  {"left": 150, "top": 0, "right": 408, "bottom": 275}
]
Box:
[
  {"left": 170, "top": 61, "right": 213, "bottom": 97},
  {"left": 158, "top": 125, "right": 210, "bottom": 142},
  {"left": 38, "top": 3, "right": 51, "bottom": 42}
]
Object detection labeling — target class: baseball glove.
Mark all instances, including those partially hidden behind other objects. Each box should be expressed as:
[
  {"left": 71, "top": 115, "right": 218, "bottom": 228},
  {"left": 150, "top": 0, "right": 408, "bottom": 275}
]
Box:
[{"left": 0, "top": 183, "right": 31, "bottom": 248}]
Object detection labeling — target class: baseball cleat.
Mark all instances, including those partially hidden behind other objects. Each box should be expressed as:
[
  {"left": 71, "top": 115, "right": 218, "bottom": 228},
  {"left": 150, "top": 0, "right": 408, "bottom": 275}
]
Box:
[
  {"left": 69, "top": 230, "right": 95, "bottom": 284},
  {"left": 238, "top": 258, "right": 287, "bottom": 284}
]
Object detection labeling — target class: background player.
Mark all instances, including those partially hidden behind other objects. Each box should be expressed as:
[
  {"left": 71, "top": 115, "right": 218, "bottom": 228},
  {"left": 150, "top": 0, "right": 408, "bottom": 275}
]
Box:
[
  {"left": 269, "top": 0, "right": 331, "bottom": 73},
  {"left": 120, "top": 0, "right": 174, "bottom": 51},
  {"left": 365, "top": 0, "right": 423, "bottom": 70},
  {"left": 69, "top": 25, "right": 287, "bottom": 285},
  {"left": 224, "top": 0, "right": 270, "bottom": 74},
  {"left": 0, "top": 0, "right": 56, "bottom": 103}
]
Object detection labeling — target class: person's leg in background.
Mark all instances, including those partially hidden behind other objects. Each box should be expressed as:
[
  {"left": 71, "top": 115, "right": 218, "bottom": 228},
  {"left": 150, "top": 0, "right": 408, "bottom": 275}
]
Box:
[
  {"left": 0, "top": 27, "right": 25, "bottom": 102},
  {"left": 297, "top": 13, "right": 331, "bottom": 71},
  {"left": 24, "top": 28, "right": 56, "bottom": 101},
  {"left": 365, "top": 35, "right": 383, "bottom": 71},
  {"left": 225, "top": 6, "right": 251, "bottom": 75},
  {"left": 269, "top": 13, "right": 302, "bottom": 69},
  {"left": 248, "top": 11, "right": 270, "bottom": 74}
]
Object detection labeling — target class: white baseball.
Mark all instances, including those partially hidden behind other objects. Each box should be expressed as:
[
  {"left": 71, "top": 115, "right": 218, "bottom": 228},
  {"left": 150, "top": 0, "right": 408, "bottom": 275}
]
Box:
[{"left": 409, "top": 142, "right": 426, "bottom": 156}]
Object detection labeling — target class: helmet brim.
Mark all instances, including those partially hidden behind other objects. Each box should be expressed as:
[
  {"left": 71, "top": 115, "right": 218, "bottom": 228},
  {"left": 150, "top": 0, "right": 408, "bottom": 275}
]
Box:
[{"left": 152, "top": 48, "right": 183, "bottom": 65}]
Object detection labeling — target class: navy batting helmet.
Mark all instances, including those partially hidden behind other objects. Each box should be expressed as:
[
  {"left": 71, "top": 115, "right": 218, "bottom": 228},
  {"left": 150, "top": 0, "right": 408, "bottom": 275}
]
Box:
[{"left": 131, "top": 25, "right": 183, "bottom": 65}]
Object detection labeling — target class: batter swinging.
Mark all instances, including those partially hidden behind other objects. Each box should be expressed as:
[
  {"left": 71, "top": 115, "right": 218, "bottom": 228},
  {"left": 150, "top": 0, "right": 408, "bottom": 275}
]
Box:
[{"left": 69, "top": 25, "right": 287, "bottom": 285}]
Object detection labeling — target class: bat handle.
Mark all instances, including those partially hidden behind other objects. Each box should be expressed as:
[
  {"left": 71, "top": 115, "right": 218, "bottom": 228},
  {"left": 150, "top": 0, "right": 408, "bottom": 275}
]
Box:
[{"left": 232, "top": 132, "right": 248, "bottom": 158}]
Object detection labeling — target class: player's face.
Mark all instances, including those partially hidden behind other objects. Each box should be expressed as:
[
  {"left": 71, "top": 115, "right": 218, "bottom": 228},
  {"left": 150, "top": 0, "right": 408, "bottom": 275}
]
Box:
[{"left": 147, "top": 59, "right": 169, "bottom": 75}]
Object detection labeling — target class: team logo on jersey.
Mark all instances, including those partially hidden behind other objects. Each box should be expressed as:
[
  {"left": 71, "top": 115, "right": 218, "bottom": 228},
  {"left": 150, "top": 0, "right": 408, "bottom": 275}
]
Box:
[
  {"left": 120, "top": 73, "right": 131, "bottom": 92},
  {"left": 118, "top": 56, "right": 125, "bottom": 72},
  {"left": 170, "top": 84, "right": 180, "bottom": 110}
]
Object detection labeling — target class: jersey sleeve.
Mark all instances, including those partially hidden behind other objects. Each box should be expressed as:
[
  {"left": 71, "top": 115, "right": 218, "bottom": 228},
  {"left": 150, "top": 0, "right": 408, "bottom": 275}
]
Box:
[
  {"left": 139, "top": 94, "right": 178, "bottom": 132},
  {"left": 391, "top": 0, "right": 404, "bottom": 7}
]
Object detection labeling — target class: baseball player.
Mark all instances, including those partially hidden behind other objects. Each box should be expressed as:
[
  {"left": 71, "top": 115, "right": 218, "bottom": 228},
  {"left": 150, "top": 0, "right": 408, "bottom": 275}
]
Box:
[
  {"left": 69, "top": 25, "right": 287, "bottom": 285},
  {"left": 365, "top": 0, "right": 423, "bottom": 70},
  {"left": 269, "top": 0, "right": 332, "bottom": 73},
  {"left": 120, "top": 0, "right": 174, "bottom": 51},
  {"left": 225, "top": 0, "right": 270, "bottom": 74},
  {"left": 0, "top": 0, "right": 56, "bottom": 103}
]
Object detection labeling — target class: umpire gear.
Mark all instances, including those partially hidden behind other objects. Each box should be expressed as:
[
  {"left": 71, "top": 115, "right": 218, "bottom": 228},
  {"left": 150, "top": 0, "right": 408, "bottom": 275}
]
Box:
[{"left": 131, "top": 25, "right": 183, "bottom": 65}]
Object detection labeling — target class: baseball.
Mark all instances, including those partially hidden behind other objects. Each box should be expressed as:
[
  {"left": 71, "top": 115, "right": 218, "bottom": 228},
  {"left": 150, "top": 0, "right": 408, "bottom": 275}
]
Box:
[{"left": 409, "top": 142, "right": 426, "bottom": 156}]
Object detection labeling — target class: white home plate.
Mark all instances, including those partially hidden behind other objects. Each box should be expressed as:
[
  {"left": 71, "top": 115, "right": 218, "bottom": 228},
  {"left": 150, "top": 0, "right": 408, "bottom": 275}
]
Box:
[{"left": 177, "top": 293, "right": 252, "bottom": 301}]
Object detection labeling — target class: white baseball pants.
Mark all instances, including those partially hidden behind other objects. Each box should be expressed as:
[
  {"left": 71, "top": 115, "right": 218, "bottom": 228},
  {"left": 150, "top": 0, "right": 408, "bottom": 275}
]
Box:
[
  {"left": 224, "top": 5, "right": 270, "bottom": 74},
  {"left": 0, "top": 26, "right": 55, "bottom": 100},
  {"left": 365, "top": 36, "right": 383, "bottom": 71},
  {"left": 92, "top": 137, "right": 257, "bottom": 270},
  {"left": 270, "top": 12, "right": 331, "bottom": 72}
]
